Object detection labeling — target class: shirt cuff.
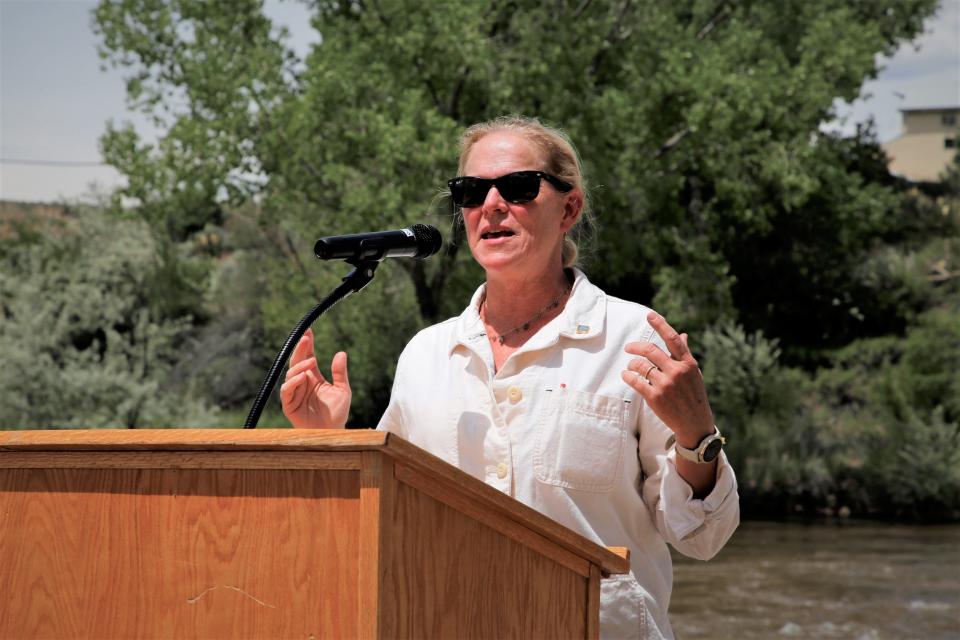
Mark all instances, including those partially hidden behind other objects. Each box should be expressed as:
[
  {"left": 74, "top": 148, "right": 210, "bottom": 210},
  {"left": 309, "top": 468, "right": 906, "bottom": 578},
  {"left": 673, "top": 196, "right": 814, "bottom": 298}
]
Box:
[{"left": 658, "top": 450, "right": 737, "bottom": 540}]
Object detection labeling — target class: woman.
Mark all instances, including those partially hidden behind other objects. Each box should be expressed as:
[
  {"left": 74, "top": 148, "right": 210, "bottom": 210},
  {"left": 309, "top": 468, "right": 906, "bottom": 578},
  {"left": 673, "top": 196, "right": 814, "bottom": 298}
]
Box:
[{"left": 281, "top": 116, "right": 739, "bottom": 639}]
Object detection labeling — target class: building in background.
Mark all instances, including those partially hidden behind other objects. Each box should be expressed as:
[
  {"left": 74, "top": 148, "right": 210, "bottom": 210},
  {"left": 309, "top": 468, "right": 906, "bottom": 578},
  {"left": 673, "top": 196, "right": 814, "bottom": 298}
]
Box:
[{"left": 883, "top": 106, "right": 959, "bottom": 182}]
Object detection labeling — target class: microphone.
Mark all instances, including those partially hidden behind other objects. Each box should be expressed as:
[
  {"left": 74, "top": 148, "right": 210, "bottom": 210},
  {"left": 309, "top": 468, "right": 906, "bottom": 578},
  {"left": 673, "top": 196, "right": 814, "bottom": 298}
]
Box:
[{"left": 314, "top": 224, "right": 443, "bottom": 262}]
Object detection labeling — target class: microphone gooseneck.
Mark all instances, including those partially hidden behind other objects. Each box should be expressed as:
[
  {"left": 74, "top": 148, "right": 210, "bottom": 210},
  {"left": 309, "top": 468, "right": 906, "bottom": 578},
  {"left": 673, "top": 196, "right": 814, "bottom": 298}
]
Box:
[{"left": 244, "top": 224, "right": 444, "bottom": 428}]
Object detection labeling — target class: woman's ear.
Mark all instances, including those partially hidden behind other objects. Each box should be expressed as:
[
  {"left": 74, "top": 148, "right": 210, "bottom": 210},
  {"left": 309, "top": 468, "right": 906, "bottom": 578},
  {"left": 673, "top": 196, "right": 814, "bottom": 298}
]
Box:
[{"left": 560, "top": 191, "right": 583, "bottom": 232}]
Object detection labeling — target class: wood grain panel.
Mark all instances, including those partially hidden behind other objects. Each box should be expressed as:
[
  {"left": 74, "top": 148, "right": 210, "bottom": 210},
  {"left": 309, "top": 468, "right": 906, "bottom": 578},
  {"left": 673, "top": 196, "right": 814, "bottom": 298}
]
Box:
[
  {"left": 381, "top": 481, "right": 588, "bottom": 639},
  {"left": 0, "top": 428, "right": 388, "bottom": 451},
  {"left": 357, "top": 451, "right": 396, "bottom": 640},
  {"left": 386, "top": 436, "right": 630, "bottom": 577},
  {"left": 0, "top": 430, "right": 628, "bottom": 577},
  {"left": 587, "top": 564, "right": 601, "bottom": 639},
  {"left": 395, "top": 462, "right": 591, "bottom": 578},
  {"left": 0, "top": 467, "right": 361, "bottom": 638},
  {"left": 0, "top": 451, "right": 362, "bottom": 471}
]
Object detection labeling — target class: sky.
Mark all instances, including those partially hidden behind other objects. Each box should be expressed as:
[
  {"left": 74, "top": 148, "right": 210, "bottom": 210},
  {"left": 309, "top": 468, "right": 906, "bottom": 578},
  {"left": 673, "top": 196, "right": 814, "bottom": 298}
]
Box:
[{"left": 1, "top": 0, "right": 958, "bottom": 204}]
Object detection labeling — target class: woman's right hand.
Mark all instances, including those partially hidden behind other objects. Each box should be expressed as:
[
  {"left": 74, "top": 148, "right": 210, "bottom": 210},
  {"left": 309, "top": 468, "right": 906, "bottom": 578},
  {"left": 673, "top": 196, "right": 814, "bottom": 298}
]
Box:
[{"left": 280, "top": 328, "right": 351, "bottom": 429}]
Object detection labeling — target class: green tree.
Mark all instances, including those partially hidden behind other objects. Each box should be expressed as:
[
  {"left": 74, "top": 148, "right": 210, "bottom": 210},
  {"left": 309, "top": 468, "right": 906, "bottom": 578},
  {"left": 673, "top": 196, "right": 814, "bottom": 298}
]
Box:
[{"left": 93, "top": 0, "right": 939, "bottom": 423}]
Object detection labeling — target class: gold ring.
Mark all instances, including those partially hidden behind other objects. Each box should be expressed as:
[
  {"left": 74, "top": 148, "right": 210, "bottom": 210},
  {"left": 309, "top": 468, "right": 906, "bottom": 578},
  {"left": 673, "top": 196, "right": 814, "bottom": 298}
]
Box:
[{"left": 642, "top": 363, "right": 657, "bottom": 380}]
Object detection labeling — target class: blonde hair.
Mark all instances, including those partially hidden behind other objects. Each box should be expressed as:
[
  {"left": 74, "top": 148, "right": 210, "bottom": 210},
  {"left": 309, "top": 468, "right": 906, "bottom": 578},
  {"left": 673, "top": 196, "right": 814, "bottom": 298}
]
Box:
[{"left": 456, "top": 115, "right": 594, "bottom": 268}]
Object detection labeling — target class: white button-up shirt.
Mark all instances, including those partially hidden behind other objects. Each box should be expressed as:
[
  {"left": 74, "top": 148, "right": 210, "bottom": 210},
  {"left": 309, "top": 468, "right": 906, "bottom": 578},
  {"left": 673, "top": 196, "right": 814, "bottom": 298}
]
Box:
[{"left": 377, "top": 269, "right": 739, "bottom": 639}]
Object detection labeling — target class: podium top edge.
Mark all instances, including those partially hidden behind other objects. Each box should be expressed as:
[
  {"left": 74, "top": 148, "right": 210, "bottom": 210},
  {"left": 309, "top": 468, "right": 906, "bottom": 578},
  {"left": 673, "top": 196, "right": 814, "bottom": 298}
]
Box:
[{"left": 0, "top": 428, "right": 388, "bottom": 451}]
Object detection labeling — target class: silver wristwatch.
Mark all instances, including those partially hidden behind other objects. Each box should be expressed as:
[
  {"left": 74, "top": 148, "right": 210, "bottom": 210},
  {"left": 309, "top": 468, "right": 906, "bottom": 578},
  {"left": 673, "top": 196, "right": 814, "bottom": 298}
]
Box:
[{"left": 674, "top": 428, "right": 725, "bottom": 464}]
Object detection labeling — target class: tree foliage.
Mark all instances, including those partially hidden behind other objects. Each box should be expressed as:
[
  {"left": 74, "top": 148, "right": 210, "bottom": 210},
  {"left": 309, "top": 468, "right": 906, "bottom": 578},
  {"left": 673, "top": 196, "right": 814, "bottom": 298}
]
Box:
[
  {"left": 74, "top": 0, "right": 960, "bottom": 515},
  {"left": 91, "top": 0, "right": 940, "bottom": 413},
  {"left": 0, "top": 207, "right": 216, "bottom": 428},
  {"left": 700, "top": 175, "right": 960, "bottom": 519},
  {"left": 94, "top": 0, "right": 938, "bottom": 315}
]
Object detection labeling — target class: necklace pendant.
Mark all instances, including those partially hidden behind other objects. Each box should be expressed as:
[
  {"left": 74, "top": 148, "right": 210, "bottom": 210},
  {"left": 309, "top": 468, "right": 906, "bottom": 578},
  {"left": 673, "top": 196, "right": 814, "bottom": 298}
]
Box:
[{"left": 497, "top": 335, "right": 505, "bottom": 345}]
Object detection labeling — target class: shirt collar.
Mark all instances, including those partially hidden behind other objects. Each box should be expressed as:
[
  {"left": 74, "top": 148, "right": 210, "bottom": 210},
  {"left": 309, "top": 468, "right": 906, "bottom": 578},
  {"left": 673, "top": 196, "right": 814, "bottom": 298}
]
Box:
[
  {"left": 448, "top": 285, "right": 489, "bottom": 355},
  {"left": 448, "top": 268, "right": 606, "bottom": 356}
]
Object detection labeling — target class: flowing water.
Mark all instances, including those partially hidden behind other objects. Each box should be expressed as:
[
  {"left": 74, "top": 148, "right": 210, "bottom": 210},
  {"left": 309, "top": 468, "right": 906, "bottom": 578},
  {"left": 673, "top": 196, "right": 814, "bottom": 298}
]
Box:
[{"left": 669, "top": 520, "right": 960, "bottom": 639}]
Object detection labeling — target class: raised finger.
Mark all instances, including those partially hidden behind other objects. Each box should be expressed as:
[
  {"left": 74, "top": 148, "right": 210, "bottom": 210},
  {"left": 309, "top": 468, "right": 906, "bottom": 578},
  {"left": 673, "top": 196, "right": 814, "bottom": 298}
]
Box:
[
  {"left": 624, "top": 340, "right": 673, "bottom": 370},
  {"left": 281, "top": 372, "right": 308, "bottom": 412},
  {"left": 330, "top": 351, "right": 350, "bottom": 391},
  {"left": 626, "top": 358, "right": 663, "bottom": 381},
  {"left": 621, "top": 369, "right": 655, "bottom": 398},
  {"left": 647, "top": 312, "right": 692, "bottom": 361},
  {"left": 285, "top": 356, "right": 320, "bottom": 381},
  {"left": 289, "top": 328, "right": 316, "bottom": 367}
]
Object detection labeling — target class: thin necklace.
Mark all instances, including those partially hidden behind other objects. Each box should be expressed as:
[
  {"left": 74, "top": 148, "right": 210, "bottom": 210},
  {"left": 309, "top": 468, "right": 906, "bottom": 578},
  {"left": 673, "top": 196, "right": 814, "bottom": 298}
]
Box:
[{"left": 482, "top": 285, "right": 571, "bottom": 345}]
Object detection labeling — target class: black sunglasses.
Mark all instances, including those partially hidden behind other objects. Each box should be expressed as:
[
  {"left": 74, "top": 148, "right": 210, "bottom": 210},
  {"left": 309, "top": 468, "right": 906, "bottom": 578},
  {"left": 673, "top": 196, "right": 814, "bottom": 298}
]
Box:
[{"left": 448, "top": 171, "right": 573, "bottom": 208}]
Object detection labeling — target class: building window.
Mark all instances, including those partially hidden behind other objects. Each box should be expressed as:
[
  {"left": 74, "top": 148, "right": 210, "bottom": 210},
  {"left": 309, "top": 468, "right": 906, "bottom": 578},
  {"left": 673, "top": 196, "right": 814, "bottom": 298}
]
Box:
[
  {"left": 946, "top": 138, "right": 957, "bottom": 149},
  {"left": 944, "top": 113, "right": 957, "bottom": 126}
]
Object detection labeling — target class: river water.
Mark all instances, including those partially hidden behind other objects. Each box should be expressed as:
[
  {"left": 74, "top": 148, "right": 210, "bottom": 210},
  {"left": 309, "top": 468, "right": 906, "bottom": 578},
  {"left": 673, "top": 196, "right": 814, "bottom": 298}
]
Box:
[{"left": 669, "top": 520, "right": 960, "bottom": 639}]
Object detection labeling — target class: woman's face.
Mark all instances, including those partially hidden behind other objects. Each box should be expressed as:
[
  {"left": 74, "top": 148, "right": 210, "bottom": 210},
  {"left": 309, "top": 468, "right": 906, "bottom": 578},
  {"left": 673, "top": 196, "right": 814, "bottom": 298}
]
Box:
[{"left": 460, "top": 131, "right": 581, "bottom": 281}]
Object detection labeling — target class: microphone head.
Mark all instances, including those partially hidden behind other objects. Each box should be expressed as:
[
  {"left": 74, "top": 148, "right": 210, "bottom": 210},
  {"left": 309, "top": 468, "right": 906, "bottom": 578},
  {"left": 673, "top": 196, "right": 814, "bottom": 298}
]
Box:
[
  {"left": 313, "top": 224, "right": 443, "bottom": 262},
  {"left": 410, "top": 224, "right": 443, "bottom": 259}
]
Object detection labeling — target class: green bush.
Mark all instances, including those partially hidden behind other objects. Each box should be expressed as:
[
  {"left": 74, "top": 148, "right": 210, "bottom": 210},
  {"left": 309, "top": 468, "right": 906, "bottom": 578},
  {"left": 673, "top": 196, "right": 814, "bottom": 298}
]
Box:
[
  {"left": 700, "top": 322, "right": 833, "bottom": 510},
  {"left": 701, "top": 312, "right": 960, "bottom": 520},
  {"left": 0, "top": 208, "right": 217, "bottom": 429},
  {"left": 815, "top": 310, "right": 960, "bottom": 518}
]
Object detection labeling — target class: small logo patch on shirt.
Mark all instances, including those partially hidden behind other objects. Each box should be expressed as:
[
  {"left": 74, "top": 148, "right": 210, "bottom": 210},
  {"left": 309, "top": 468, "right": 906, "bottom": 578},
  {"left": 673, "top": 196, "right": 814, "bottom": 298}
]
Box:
[{"left": 576, "top": 324, "right": 590, "bottom": 334}]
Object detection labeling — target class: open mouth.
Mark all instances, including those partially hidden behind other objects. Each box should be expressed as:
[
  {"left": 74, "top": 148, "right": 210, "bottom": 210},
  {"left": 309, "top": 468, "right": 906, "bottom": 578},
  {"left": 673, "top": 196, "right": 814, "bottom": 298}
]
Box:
[{"left": 481, "top": 230, "right": 515, "bottom": 240}]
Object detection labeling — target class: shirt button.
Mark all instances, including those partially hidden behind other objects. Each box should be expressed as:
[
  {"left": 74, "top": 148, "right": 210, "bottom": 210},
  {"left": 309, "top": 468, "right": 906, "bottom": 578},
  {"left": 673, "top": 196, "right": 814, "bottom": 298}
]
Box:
[
  {"left": 507, "top": 386, "right": 522, "bottom": 403},
  {"left": 496, "top": 463, "right": 508, "bottom": 479}
]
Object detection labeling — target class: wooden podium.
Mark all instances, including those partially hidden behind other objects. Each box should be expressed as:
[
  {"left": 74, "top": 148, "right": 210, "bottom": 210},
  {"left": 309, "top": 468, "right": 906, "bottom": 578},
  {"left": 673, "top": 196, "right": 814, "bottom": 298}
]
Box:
[{"left": 0, "top": 429, "right": 628, "bottom": 639}]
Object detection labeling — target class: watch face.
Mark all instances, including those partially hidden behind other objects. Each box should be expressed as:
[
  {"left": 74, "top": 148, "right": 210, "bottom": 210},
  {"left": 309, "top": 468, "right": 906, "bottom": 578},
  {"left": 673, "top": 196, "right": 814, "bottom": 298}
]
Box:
[{"left": 703, "top": 438, "right": 723, "bottom": 462}]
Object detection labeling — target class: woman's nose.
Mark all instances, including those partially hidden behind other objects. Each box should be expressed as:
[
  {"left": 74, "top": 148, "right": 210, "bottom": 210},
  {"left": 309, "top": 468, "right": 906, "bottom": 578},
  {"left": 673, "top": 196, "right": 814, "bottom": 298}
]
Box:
[{"left": 481, "top": 184, "right": 508, "bottom": 213}]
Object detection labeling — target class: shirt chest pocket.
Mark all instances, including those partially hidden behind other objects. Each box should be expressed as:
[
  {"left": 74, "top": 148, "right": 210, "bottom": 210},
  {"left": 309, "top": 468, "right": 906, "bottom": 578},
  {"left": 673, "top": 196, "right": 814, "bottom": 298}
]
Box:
[{"left": 533, "top": 388, "right": 628, "bottom": 492}]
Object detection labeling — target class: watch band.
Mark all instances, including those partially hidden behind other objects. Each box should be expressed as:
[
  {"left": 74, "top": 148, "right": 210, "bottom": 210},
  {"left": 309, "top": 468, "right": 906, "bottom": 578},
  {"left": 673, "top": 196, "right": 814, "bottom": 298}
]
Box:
[{"left": 674, "top": 428, "right": 725, "bottom": 464}]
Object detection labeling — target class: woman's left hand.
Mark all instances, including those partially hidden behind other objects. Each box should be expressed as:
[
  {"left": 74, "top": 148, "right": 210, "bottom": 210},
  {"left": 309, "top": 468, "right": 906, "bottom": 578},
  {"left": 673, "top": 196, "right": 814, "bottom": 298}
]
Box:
[{"left": 621, "top": 312, "right": 715, "bottom": 449}]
